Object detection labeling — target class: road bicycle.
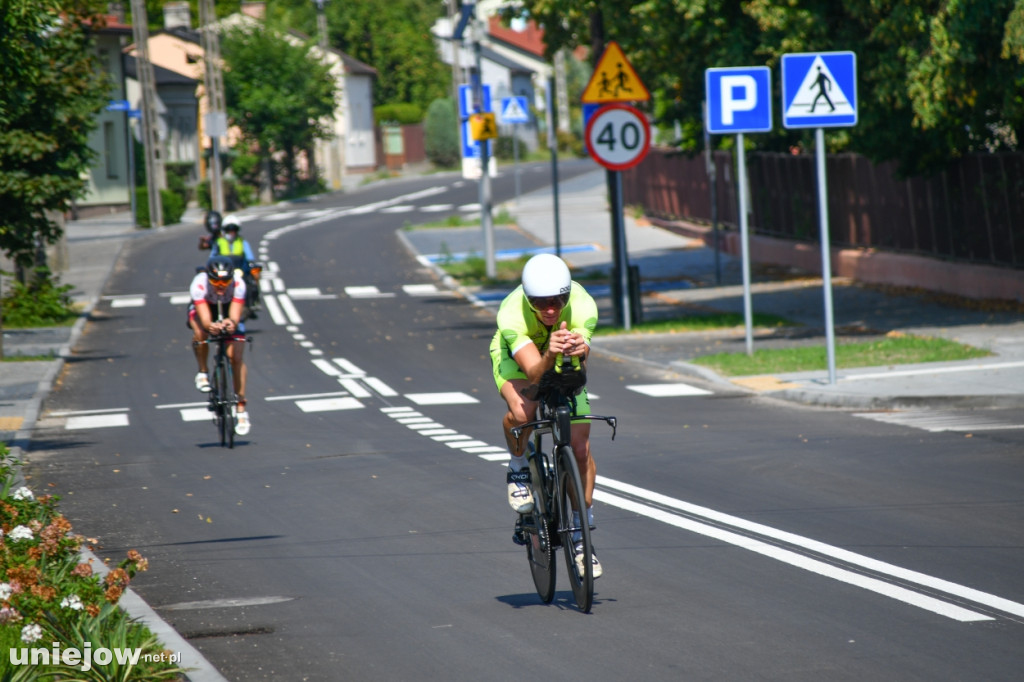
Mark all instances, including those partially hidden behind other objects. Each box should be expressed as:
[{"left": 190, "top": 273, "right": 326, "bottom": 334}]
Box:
[
  {"left": 511, "top": 356, "right": 617, "bottom": 613},
  {"left": 194, "top": 333, "right": 250, "bottom": 448}
]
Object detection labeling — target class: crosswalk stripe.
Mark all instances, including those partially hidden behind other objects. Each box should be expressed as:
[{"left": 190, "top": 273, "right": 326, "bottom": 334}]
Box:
[
  {"left": 627, "top": 383, "right": 712, "bottom": 397},
  {"left": 853, "top": 411, "right": 1024, "bottom": 432}
]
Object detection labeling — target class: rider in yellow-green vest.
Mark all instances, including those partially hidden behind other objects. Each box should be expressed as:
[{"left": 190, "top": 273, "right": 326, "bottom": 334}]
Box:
[{"left": 212, "top": 215, "right": 253, "bottom": 271}]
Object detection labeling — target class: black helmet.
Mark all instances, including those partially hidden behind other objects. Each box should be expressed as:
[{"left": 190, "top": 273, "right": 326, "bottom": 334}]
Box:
[
  {"left": 204, "top": 210, "right": 223, "bottom": 234},
  {"left": 206, "top": 256, "right": 234, "bottom": 283}
]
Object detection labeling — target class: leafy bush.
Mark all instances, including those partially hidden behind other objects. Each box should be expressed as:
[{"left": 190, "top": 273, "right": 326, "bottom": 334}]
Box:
[
  {"left": 134, "top": 188, "right": 186, "bottom": 227},
  {"left": 493, "top": 135, "right": 519, "bottom": 160},
  {"left": 374, "top": 103, "right": 423, "bottom": 125},
  {"left": 423, "top": 97, "right": 460, "bottom": 168},
  {"left": 196, "top": 178, "right": 258, "bottom": 212},
  {"left": 0, "top": 268, "right": 77, "bottom": 328},
  {"left": 0, "top": 448, "right": 181, "bottom": 680}
]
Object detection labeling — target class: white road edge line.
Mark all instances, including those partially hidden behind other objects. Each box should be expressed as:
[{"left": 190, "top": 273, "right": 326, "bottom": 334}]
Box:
[
  {"left": 597, "top": 476, "right": 1024, "bottom": 620},
  {"left": 594, "top": 489, "right": 991, "bottom": 622}
]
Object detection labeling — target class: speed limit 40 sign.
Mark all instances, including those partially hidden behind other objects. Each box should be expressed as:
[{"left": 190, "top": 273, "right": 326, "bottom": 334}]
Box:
[{"left": 585, "top": 103, "right": 650, "bottom": 171}]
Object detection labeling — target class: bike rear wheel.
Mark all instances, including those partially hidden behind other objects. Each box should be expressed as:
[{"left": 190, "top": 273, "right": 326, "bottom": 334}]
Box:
[
  {"left": 526, "top": 449, "right": 555, "bottom": 603},
  {"left": 557, "top": 445, "right": 593, "bottom": 612}
]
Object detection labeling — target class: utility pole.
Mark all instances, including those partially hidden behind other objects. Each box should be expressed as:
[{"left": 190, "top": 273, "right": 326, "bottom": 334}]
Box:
[
  {"left": 130, "top": 0, "right": 164, "bottom": 226},
  {"left": 471, "top": 11, "right": 495, "bottom": 279},
  {"left": 314, "top": 0, "right": 343, "bottom": 190},
  {"left": 199, "top": 0, "right": 226, "bottom": 214}
]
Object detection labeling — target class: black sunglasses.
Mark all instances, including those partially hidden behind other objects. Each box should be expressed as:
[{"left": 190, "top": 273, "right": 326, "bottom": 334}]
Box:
[{"left": 528, "top": 293, "right": 569, "bottom": 311}]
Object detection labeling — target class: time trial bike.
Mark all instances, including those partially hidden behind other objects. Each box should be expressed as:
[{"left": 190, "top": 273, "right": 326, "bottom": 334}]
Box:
[
  {"left": 194, "top": 333, "right": 250, "bottom": 448},
  {"left": 510, "top": 355, "right": 617, "bottom": 613}
]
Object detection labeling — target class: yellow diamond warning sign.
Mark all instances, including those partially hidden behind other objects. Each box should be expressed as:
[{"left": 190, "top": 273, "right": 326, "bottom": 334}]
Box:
[
  {"left": 581, "top": 41, "right": 650, "bottom": 104},
  {"left": 470, "top": 112, "right": 498, "bottom": 141}
]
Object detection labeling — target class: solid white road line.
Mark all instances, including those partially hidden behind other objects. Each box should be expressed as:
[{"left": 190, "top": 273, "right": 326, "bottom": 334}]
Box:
[
  {"left": 596, "top": 477, "right": 1024, "bottom": 621},
  {"left": 594, "top": 488, "right": 990, "bottom": 622}
]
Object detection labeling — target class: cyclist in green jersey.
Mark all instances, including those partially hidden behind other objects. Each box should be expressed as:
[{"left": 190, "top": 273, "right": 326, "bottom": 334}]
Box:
[{"left": 489, "top": 253, "right": 602, "bottom": 578}]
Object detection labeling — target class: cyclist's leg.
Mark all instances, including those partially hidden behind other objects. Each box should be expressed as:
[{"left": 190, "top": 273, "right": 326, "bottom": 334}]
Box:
[
  {"left": 227, "top": 339, "right": 246, "bottom": 407},
  {"left": 190, "top": 314, "right": 209, "bottom": 371},
  {"left": 189, "top": 312, "right": 212, "bottom": 391},
  {"left": 570, "top": 422, "right": 594, "bottom": 506},
  {"left": 499, "top": 378, "right": 536, "bottom": 457}
]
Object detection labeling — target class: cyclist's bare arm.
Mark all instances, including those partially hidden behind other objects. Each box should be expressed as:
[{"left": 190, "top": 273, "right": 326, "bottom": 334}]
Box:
[{"left": 515, "top": 322, "right": 587, "bottom": 385}]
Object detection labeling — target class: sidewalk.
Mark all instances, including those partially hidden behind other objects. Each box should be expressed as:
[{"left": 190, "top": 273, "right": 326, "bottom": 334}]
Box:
[{"left": 405, "top": 167, "right": 1024, "bottom": 409}]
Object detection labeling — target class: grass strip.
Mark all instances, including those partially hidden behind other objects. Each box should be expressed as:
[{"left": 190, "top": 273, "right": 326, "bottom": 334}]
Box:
[
  {"left": 596, "top": 312, "right": 792, "bottom": 335},
  {"left": 690, "top": 334, "right": 990, "bottom": 376}
]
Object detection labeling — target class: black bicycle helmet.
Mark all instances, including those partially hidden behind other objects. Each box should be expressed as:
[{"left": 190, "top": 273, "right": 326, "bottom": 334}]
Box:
[
  {"left": 206, "top": 256, "right": 234, "bottom": 282},
  {"left": 204, "top": 210, "right": 223, "bottom": 235}
]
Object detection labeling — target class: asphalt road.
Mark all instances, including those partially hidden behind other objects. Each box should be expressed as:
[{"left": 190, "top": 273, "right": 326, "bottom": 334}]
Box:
[{"left": 25, "top": 161, "right": 1024, "bottom": 681}]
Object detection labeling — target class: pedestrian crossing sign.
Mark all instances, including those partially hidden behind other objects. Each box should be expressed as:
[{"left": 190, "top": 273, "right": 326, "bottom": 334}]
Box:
[
  {"left": 470, "top": 112, "right": 498, "bottom": 141},
  {"left": 500, "top": 96, "right": 530, "bottom": 124},
  {"left": 581, "top": 41, "right": 650, "bottom": 104},
  {"left": 781, "top": 51, "right": 857, "bottom": 128}
]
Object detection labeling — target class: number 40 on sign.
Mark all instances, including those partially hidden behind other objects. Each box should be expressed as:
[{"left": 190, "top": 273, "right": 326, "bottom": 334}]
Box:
[{"left": 584, "top": 103, "right": 650, "bottom": 171}]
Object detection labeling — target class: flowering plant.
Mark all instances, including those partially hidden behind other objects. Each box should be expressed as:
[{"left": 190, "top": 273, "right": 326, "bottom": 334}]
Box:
[{"left": 0, "top": 448, "right": 182, "bottom": 680}]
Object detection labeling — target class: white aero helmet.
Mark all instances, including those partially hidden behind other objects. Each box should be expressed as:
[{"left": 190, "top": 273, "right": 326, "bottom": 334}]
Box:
[
  {"left": 521, "top": 253, "right": 571, "bottom": 304},
  {"left": 222, "top": 215, "right": 241, "bottom": 232}
]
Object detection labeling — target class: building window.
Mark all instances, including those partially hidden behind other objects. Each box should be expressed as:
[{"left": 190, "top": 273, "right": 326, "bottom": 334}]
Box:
[{"left": 104, "top": 121, "right": 118, "bottom": 178}]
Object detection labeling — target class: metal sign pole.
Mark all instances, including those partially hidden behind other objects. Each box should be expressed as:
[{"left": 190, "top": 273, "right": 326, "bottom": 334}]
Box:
[
  {"left": 612, "top": 171, "right": 632, "bottom": 330},
  {"left": 815, "top": 127, "right": 838, "bottom": 383},
  {"left": 735, "top": 132, "right": 754, "bottom": 356},
  {"left": 472, "top": 17, "right": 495, "bottom": 278}
]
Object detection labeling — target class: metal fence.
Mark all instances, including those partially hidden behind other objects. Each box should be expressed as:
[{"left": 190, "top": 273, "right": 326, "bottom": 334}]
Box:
[{"left": 622, "top": 147, "right": 1024, "bottom": 270}]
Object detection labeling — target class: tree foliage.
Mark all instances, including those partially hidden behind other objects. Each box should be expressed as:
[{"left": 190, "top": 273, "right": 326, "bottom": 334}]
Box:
[
  {"left": 0, "top": 0, "right": 110, "bottom": 269},
  {"left": 266, "top": 0, "right": 450, "bottom": 114},
  {"left": 503, "top": 0, "right": 1024, "bottom": 176},
  {"left": 220, "top": 23, "right": 338, "bottom": 193}
]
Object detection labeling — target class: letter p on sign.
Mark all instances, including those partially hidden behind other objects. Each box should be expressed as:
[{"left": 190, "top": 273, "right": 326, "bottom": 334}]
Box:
[
  {"left": 720, "top": 75, "right": 757, "bottom": 125},
  {"left": 705, "top": 66, "right": 772, "bottom": 134}
]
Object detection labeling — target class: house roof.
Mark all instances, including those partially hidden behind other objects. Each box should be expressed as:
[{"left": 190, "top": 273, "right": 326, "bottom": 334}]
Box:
[
  {"left": 285, "top": 28, "right": 378, "bottom": 77},
  {"left": 487, "top": 16, "right": 546, "bottom": 58},
  {"left": 480, "top": 44, "right": 534, "bottom": 74},
  {"left": 124, "top": 54, "right": 199, "bottom": 87},
  {"left": 87, "top": 14, "right": 133, "bottom": 36}
]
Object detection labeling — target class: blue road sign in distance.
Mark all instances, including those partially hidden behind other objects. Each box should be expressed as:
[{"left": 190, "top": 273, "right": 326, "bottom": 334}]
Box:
[
  {"left": 782, "top": 51, "right": 857, "bottom": 128},
  {"left": 705, "top": 67, "right": 772, "bottom": 134},
  {"left": 500, "top": 96, "right": 530, "bottom": 124},
  {"left": 459, "top": 84, "right": 492, "bottom": 159}
]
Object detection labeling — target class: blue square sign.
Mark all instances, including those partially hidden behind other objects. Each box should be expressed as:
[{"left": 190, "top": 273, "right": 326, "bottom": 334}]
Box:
[
  {"left": 705, "top": 67, "right": 772, "bottom": 134},
  {"left": 781, "top": 52, "right": 857, "bottom": 128}
]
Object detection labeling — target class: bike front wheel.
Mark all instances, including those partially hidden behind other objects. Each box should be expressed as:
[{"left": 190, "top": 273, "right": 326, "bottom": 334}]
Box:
[
  {"left": 526, "top": 451, "right": 555, "bottom": 603},
  {"left": 216, "top": 361, "right": 235, "bottom": 448},
  {"left": 557, "top": 445, "right": 593, "bottom": 613}
]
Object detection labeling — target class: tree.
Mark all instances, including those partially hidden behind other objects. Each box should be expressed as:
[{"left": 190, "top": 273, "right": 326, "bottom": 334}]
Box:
[
  {"left": 502, "top": 0, "right": 1024, "bottom": 176},
  {"left": 220, "top": 23, "right": 339, "bottom": 196},
  {"left": 423, "top": 98, "right": 460, "bottom": 168},
  {"left": 266, "top": 0, "right": 450, "bottom": 114},
  {"left": 0, "top": 0, "right": 110, "bottom": 272}
]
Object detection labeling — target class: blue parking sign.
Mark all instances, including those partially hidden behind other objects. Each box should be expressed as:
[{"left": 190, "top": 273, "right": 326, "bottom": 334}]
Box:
[
  {"left": 782, "top": 52, "right": 857, "bottom": 128},
  {"left": 705, "top": 67, "right": 772, "bottom": 134}
]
